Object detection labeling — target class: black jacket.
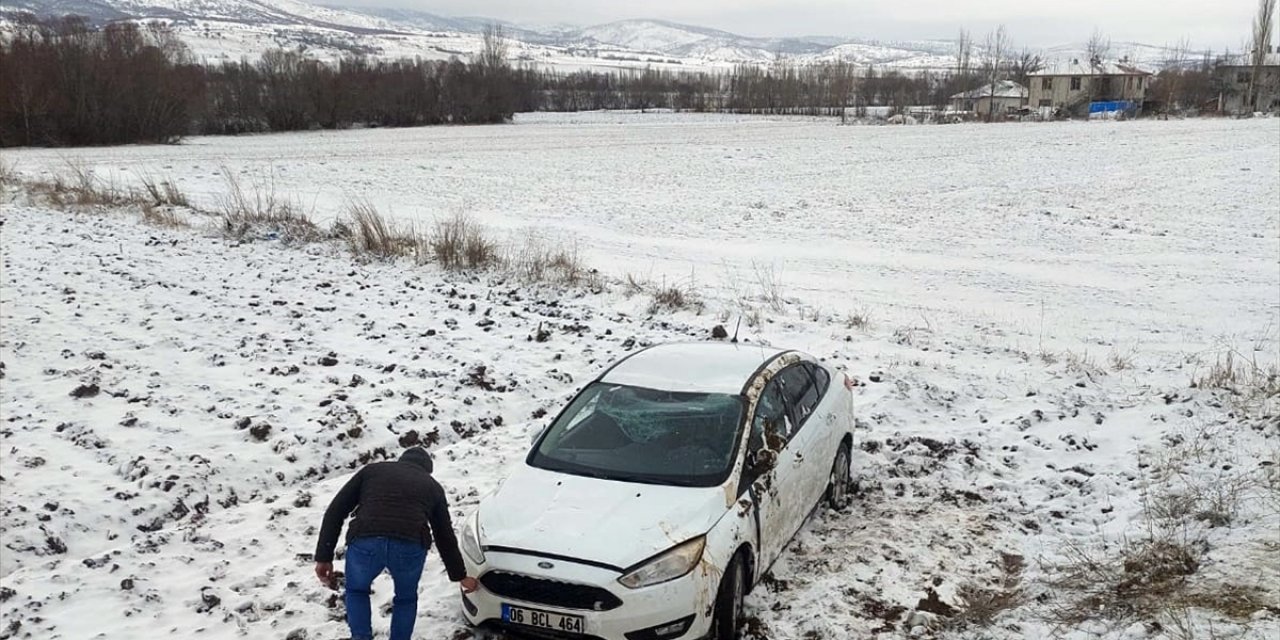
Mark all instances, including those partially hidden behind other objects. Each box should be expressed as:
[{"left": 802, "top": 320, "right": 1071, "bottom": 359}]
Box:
[{"left": 314, "top": 449, "right": 467, "bottom": 581}]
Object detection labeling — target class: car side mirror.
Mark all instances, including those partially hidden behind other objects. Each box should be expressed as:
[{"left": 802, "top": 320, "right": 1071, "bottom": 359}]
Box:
[{"left": 530, "top": 425, "right": 547, "bottom": 445}]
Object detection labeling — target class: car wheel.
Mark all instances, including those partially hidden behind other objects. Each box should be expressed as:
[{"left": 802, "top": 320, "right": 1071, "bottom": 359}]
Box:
[
  {"left": 826, "top": 442, "right": 852, "bottom": 511},
  {"left": 710, "top": 556, "right": 745, "bottom": 640}
]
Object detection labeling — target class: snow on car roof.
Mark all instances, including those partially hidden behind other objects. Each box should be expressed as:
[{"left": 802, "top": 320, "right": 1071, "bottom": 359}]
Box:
[{"left": 598, "top": 342, "right": 789, "bottom": 395}]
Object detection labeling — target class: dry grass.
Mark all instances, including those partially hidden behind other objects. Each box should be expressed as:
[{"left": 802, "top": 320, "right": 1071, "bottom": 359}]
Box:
[
  {"left": 430, "top": 212, "right": 501, "bottom": 270},
  {"left": 28, "top": 159, "right": 138, "bottom": 208},
  {"left": 949, "top": 552, "right": 1026, "bottom": 628},
  {"left": 845, "top": 307, "right": 872, "bottom": 331},
  {"left": 1041, "top": 426, "right": 1279, "bottom": 632},
  {"left": 216, "top": 167, "right": 321, "bottom": 244},
  {"left": 140, "top": 204, "right": 188, "bottom": 228},
  {"left": 508, "top": 237, "right": 596, "bottom": 286},
  {"left": 137, "top": 173, "right": 190, "bottom": 208},
  {"left": 649, "top": 279, "right": 702, "bottom": 314},
  {"left": 623, "top": 272, "right": 649, "bottom": 297},
  {"left": 752, "top": 261, "right": 786, "bottom": 313},
  {"left": 343, "top": 198, "right": 420, "bottom": 260},
  {"left": 1108, "top": 348, "right": 1136, "bottom": 371},
  {"left": 1062, "top": 349, "right": 1105, "bottom": 379},
  {"left": 1191, "top": 349, "right": 1280, "bottom": 414},
  {"left": 0, "top": 156, "right": 16, "bottom": 186},
  {"left": 1042, "top": 537, "right": 1210, "bottom": 627}
]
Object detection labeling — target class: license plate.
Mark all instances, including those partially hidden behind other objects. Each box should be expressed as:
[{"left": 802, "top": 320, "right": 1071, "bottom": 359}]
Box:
[{"left": 502, "top": 603, "right": 585, "bottom": 634}]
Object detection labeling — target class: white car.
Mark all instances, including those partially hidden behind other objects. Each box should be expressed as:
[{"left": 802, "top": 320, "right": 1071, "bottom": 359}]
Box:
[{"left": 459, "top": 342, "right": 855, "bottom": 640}]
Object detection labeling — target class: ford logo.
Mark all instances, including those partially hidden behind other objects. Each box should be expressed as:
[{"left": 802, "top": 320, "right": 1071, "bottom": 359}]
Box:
[{"left": 537, "top": 561, "right": 554, "bottom": 570}]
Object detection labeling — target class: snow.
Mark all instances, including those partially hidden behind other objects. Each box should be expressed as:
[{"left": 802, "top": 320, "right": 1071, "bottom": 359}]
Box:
[
  {"left": 574, "top": 20, "right": 719, "bottom": 54},
  {"left": 951, "top": 81, "right": 1029, "bottom": 100},
  {"left": 0, "top": 2, "right": 1200, "bottom": 74},
  {"left": 2, "top": 113, "right": 1279, "bottom": 639},
  {"left": 599, "top": 342, "right": 785, "bottom": 394},
  {"left": 1030, "top": 60, "right": 1152, "bottom": 77}
]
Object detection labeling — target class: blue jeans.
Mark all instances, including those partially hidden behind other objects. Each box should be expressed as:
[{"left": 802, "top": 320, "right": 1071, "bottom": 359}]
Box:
[{"left": 344, "top": 536, "right": 427, "bottom": 640}]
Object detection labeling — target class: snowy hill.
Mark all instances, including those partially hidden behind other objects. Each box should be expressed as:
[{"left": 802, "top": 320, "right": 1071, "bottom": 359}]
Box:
[{"left": 1, "top": 0, "right": 1191, "bottom": 71}]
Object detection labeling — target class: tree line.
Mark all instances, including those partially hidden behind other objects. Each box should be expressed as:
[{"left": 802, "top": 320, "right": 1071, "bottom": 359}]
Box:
[
  {"left": 0, "top": 15, "right": 1258, "bottom": 147},
  {"left": 0, "top": 17, "right": 521, "bottom": 146}
]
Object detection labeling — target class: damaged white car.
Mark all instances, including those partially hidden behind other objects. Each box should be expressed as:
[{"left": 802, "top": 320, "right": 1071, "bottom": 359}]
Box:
[{"left": 460, "top": 342, "right": 855, "bottom": 640}]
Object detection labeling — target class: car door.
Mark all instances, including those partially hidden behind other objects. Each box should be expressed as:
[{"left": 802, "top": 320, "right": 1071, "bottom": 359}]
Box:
[
  {"left": 774, "top": 364, "right": 828, "bottom": 518},
  {"left": 739, "top": 374, "right": 805, "bottom": 572},
  {"left": 798, "top": 363, "right": 841, "bottom": 499}
]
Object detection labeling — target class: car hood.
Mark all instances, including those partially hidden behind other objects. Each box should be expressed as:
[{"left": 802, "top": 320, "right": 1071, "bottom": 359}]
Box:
[{"left": 477, "top": 464, "right": 730, "bottom": 570}]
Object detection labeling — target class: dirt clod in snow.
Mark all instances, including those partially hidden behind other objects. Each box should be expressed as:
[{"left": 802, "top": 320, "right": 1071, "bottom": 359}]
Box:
[
  {"left": 69, "top": 383, "right": 100, "bottom": 398},
  {"left": 249, "top": 423, "right": 272, "bottom": 441},
  {"left": 915, "top": 587, "right": 957, "bottom": 617}
]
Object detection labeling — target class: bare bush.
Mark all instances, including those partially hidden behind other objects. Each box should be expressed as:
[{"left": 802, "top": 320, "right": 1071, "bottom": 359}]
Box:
[
  {"left": 1062, "top": 349, "right": 1105, "bottom": 379},
  {"left": 1042, "top": 537, "right": 1210, "bottom": 627},
  {"left": 1108, "top": 348, "right": 1136, "bottom": 371},
  {"left": 0, "top": 156, "right": 16, "bottom": 185},
  {"left": 430, "top": 212, "right": 500, "bottom": 270},
  {"left": 1191, "top": 349, "right": 1280, "bottom": 414},
  {"left": 343, "top": 199, "right": 419, "bottom": 260},
  {"left": 1041, "top": 427, "right": 1278, "bottom": 631},
  {"left": 216, "top": 167, "right": 320, "bottom": 244},
  {"left": 509, "top": 236, "right": 595, "bottom": 286},
  {"left": 140, "top": 204, "right": 187, "bottom": 228},
  {"left": 623, "top": 272, "right": 649, "bottom": 297},
  {"left": 950, "top": 552, "right": 1025, "bottom": 628},
  {"left": 752, "top": 261, "right": 786, "bottom": 313},
  {"left": 138, "top": 173, "right": 190, "bottom": 208},
  {"left": 649, "top": 279, "right": 702, "bottom": 314},
  {"left": 845, "top": 307, "right": 872, "bottom": 331}
]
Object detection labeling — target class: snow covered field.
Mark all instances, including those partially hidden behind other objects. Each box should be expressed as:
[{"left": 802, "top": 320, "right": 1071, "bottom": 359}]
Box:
[
  {"left": 6, "top": 115, "right": 1278, "bottom": 362},
  {"left": 1, "top": 115, "right": 1278, "bottom": 639}
]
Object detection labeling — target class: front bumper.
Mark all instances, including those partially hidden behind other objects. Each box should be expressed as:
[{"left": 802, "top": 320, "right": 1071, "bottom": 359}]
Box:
[{"left": 462, "top": 550, "right": 714, "bottom": 640}]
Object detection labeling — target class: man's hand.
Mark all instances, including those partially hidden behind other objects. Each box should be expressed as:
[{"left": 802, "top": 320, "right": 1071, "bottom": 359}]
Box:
[
  {"left": 460, "top": 576, "right": 479, "bottom": 594},
  {"left": 315, "top": 562, "right": 336, "bottom": 589}
]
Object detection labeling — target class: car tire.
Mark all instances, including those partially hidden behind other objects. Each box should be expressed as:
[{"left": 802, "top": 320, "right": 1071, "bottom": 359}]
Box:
[
  {"left": 825, "top": 441, "right": 852, "bottom": 511},
  {"left": 710, "top": 555, "right": 745, "bottom": 640}
]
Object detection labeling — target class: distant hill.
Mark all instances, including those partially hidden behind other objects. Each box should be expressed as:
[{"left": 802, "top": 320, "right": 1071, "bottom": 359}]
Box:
[{"left": 1, "top": 0, "right": 1199, "bottom": 71}]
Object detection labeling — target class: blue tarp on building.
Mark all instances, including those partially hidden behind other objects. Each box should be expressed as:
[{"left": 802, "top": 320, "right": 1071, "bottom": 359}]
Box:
[{"left": 1089, "top": 100, "right": 1137, "bottom": 114}]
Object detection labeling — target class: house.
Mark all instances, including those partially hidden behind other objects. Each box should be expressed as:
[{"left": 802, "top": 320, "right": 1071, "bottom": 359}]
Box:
[
  {"left": 1027, "top": 59, "right": 1152, "bottom": 117},
  {"left": 1215, "top": 50, "right": 1280, "bottom": 113},
  {"left": 949, "top": 80, "right": 1029, "bottom": 118}
]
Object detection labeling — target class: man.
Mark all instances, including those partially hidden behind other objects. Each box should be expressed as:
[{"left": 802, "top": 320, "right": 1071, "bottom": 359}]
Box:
[{"left": 314, "top": 447, "right": 479, "bottom": 640}]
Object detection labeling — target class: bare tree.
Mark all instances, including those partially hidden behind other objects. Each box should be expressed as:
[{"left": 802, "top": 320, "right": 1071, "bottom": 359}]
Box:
[
  {"left": 478, "top": 24, "right": 508, "bottom": 72},
  {"left": 1009, "top": 49, "right": 1044, "bottom": 86},
  {"left": 984, "top": 25, "right": 1010, "bottom": 122},
  {"left": 956, "top": 29, "right": 973, "bottom": 81},
  {"left": 1248, "top": 0, "right": 1277, "bottom": 111},
  {"left": 1161, "top": 37, "right": 1192, "bottom": 112},
  {"left": 1086, "top": 27, "right": 1111, "bottom": 66}
]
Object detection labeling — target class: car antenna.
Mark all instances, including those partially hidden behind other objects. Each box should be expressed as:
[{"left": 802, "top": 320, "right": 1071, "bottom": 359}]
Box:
[{"left": 731, "top": 317, "right": 741, "bottom": 343}]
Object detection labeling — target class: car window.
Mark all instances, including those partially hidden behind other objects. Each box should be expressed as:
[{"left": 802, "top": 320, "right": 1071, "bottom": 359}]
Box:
[
  {"left": 807, "top": 363, "right": 830, "bottom": 397},
  {"left": 529, "top": 383, "right": 745, "bottom": 487},
  {"left": 750, "top": 378, "right": 789, "bottom": 452},
  {"left": 776, "top": 364, "right": 819, "bottom": 434}
]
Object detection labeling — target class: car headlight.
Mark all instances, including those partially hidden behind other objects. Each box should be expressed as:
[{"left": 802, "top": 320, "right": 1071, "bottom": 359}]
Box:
[
  {"left": 617, "top": 536, "right": 705, "bottom": 589},
  {"left": 461, "top": 511, "right": 485, "bottom": 565}
]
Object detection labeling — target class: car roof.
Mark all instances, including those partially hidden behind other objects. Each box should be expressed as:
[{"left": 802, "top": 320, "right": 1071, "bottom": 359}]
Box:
[{"left": 598, "top": 342, "right": 792, "bottom": 395}]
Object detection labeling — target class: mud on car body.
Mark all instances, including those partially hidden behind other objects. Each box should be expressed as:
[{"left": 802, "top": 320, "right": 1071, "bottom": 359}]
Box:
[{"left": 460, "top": 342, "right": 856, "bottom": 640}]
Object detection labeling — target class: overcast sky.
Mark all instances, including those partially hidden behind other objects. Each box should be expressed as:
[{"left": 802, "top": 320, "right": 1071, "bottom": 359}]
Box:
[{"left": 334, "top": 0, "right": 1260, "bottom": 50}]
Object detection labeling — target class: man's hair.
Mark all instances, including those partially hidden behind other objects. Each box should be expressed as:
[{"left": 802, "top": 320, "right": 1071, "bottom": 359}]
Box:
[{"left": 399, "top": 447, "right": 433, "bottom": 473}]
